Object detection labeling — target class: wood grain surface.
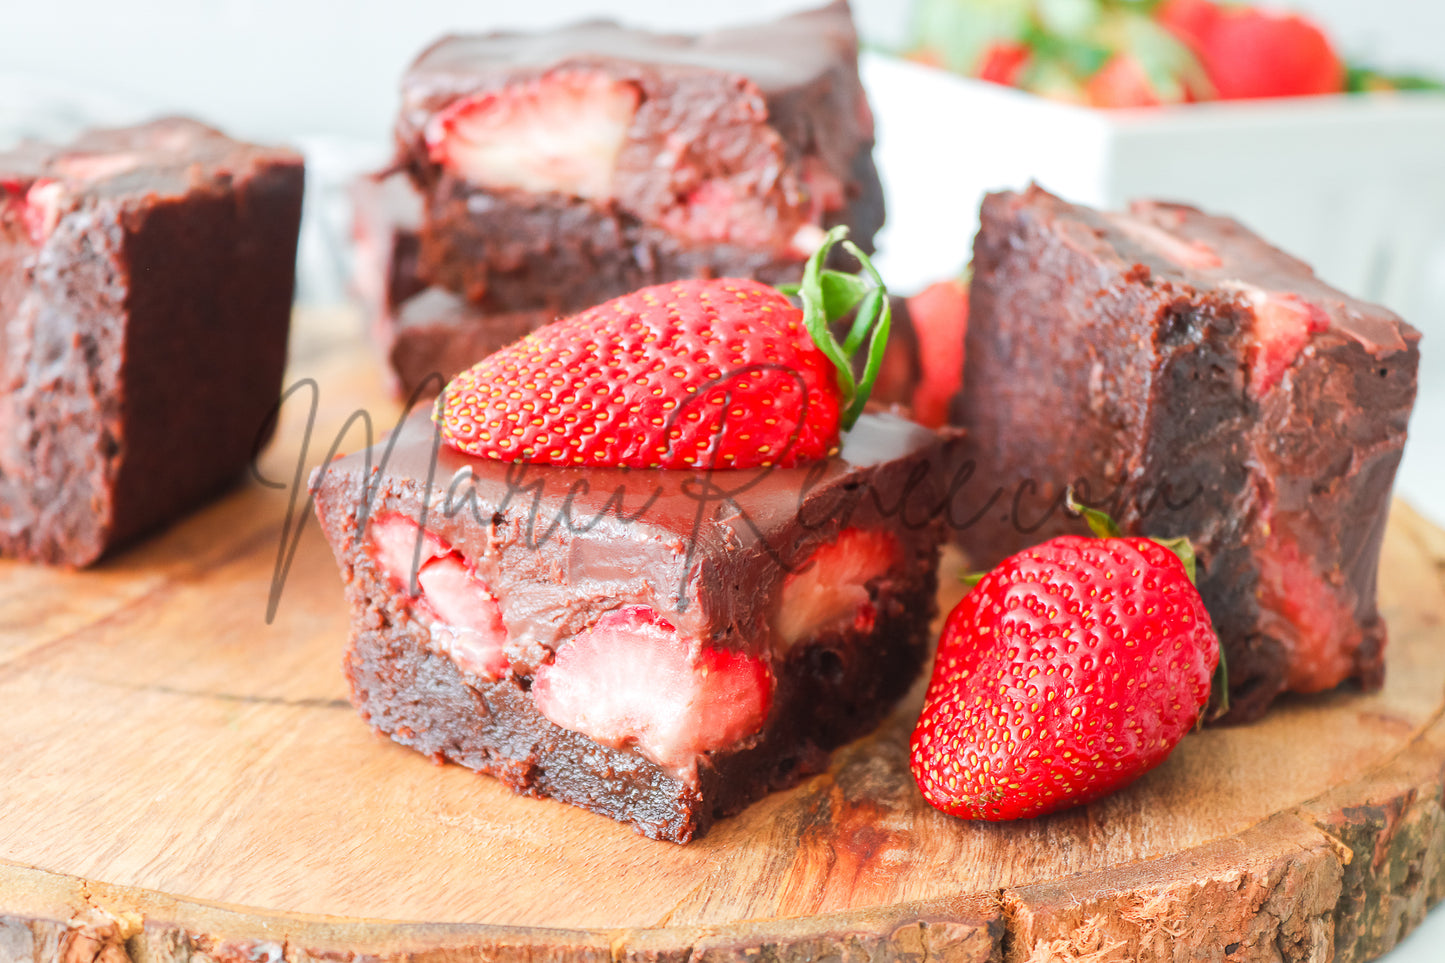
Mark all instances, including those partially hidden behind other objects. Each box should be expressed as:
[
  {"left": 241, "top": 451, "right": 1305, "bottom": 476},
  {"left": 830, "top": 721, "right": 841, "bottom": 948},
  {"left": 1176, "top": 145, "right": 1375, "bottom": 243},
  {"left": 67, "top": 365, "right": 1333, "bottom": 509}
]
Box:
[{"left": 1, "top": 311, "right": 1442, "bottom": 963}]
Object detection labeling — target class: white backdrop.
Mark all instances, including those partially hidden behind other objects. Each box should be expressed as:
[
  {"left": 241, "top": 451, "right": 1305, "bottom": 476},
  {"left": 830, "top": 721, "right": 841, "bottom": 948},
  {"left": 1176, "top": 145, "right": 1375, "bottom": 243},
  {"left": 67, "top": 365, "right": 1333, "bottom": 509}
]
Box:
[{"left": 0, "top": 1, "right": 1441, "bottom": 142}]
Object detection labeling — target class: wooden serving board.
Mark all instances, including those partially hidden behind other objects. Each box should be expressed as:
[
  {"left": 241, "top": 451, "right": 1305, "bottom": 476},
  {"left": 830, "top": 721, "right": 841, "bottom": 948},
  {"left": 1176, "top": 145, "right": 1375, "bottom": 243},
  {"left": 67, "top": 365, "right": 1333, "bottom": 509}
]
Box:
[{"left": 2, "top": 310, "right": 1443, "bottom": 963}]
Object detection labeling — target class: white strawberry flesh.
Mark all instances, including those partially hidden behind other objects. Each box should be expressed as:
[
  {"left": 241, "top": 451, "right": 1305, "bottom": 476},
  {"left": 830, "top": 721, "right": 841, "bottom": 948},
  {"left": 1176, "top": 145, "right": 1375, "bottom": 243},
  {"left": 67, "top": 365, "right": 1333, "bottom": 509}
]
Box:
[
  {"left": 416, "top": 556, "right": 510, "bottom": 680},
  {"left": 366, "top": 513, "right": 509, "bottom": 681},
  {"left": 368, "top": 512, "right": 450, "bottom": 594},
  {"left": 774, "top": 528, "right": 899, "bottom": 650},
  {"left": 425, "top": 69, "right": 638, "bottom": 201},
  {"left": 54, "top": 152, "right": 143, "bottom": 184},
  {"left": 8, "top": 179, "right": 66, "bottom": 245},
  {"left": 1227, "top": 283, "right": 1331, "bottom": 396},
  {"left": 531, "top": 606, "right": 773, "bottom": 776}
]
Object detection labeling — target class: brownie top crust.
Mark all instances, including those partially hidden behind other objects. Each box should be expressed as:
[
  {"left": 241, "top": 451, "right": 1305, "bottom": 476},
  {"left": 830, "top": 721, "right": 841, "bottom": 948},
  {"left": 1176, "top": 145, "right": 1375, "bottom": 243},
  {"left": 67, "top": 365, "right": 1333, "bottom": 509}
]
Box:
[
  {"left": 959, "top": 186, "right": 1420, "bottom": 718},
  {"left": 312, "top": 410, "right": 956, "bottom": 675},
  {"left": 0, "top": 116, "right": 303, "bottom": 205},
  {"left": 402, "top": 1, "right": 860, "bottom": 102},
  {"left": 1006, "top": 186, "right": 1418, "bottom": 358},
  {"left": 394, "top": 1, "right": 874, "bottom": 255}
]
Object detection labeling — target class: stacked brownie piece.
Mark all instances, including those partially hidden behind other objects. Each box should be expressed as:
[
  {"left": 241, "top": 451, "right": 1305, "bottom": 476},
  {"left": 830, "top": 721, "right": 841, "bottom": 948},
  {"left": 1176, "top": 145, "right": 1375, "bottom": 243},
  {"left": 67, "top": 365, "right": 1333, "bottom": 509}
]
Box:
[
  {"left": 357, "top": 0, "right": 885, "bottom": 397},
  {"left": 313, "top": 410, "right": 959, "bottom": 842},
  {"left": 953, "top": 186, "right": 1420, "bottom": 721},
  {"left": 0, "top": 118, "right": 304, "bottom": 566}
]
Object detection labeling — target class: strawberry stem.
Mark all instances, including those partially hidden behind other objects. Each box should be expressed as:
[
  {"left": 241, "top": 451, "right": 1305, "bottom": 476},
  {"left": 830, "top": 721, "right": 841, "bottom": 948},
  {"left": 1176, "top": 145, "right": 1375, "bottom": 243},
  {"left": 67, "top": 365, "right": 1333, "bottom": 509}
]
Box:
[
  {"left": 1152, "top": 535, "right": 1198, "bottom": 585},
  {"left": 1066, "top": 487, "right": 1198, "bottom": 584},
  {"left": 1065, "top": 488, "right": 1122, "bottom": 539},
  {"left": 780, "top": 226, "right": 891, "bottom": 431}
]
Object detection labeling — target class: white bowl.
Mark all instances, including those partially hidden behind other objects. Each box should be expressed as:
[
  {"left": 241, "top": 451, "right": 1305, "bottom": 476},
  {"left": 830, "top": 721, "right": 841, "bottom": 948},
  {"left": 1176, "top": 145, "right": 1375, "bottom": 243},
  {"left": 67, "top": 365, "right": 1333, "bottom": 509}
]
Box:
[{"left": 862, "top": 51, "right": 1445, "bottom": 326}]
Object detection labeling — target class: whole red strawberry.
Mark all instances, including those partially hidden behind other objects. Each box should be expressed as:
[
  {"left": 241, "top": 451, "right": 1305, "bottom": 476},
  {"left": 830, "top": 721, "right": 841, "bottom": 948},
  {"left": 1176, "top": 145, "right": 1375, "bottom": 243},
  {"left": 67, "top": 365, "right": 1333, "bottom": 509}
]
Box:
[
  {"left": 1158, "top": 0, "right": 1344, "bottom": 100},
  {"left": 433, "top": 227, "right": 891, "bottom": 470},
  {"left": 910, "top": 497, "right": 1221, "bottom": 821}
]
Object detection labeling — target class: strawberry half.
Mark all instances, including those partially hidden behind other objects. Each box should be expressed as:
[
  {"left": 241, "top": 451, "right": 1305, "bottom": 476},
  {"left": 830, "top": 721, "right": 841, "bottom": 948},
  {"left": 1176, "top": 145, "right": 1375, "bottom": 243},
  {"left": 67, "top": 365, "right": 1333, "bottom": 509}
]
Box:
[
  {"left": 434, "top": 226, "right": 892, "bottom": 470},
  {"left": 975, "top": 42, "right": 1031, "bottom": 87},
  {"left": 531, "top": 605, "right": 773, "bottom": 774},
  {"left": 910, "top": 496, "right": 1220, "bottom": 821},
  {"left": 425, "top": 69, "right": 640, "bottom": 200},
  {"left": 416, "top": 556, "right": 510, "bottom": 681},
  {"left": 366, "top": 514, "right": 511, "bottom": 681},
  {"left": 1223, "top": 283, "right": 1331, "bottom": 396},
  {"left": 2, "top": 178, "right": 66, "bottom": 245},
  {"left": 774, "top": 527, "right": 899, "bottom": 650},
  {"left": 1086, "top": 54, "right": 1167, "bottom": 109}
]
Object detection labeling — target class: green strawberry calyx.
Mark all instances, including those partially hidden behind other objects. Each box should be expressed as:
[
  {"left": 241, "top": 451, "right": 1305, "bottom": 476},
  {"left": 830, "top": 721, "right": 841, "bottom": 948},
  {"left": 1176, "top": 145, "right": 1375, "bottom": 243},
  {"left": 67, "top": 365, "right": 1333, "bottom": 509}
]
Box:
[
  {"left": 777, "top": 226, "right": 891, "bottom": 431},
  {"left": 1065, "top": 488, "right": 1197, "bottom": 584}
]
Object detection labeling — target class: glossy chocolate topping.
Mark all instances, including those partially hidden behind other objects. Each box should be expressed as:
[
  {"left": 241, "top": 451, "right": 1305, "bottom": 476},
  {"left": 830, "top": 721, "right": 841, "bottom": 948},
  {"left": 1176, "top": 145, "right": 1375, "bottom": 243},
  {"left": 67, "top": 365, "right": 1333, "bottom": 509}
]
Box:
[
  {"left": 0, "top": 116, "right": 301, "bottom": 204},
  {"left": 312, "top": 410, "right": 958, "bottom": 675},
  {"left": 1016, "top": 187, "right": 1414, "bottom": 356},
  {"left": 400, "top": 1, "right": 862, "bottom": 116},
  {"left": 394, "top": 0, "right": 872, "bottom": 211}
]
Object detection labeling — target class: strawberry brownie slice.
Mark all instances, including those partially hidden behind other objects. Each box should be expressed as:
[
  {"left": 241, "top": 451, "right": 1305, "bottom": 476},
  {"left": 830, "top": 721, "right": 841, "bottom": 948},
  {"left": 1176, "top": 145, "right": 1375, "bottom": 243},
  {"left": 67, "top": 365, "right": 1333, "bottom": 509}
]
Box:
[
  {"left": 312, "top": 408, "right": 955, "bottom": 842},
  {"left": 313, "top": 233, "right": 959, "bottom": 842},
  {"left": 391, "top": 0, "right": 883, "bottom": 316},
  {"left": 0, "top": 118, "right": 303, "bottom": 566},
  {"left": 953, "top": 185, "right": 1419, "bottom": 721}
]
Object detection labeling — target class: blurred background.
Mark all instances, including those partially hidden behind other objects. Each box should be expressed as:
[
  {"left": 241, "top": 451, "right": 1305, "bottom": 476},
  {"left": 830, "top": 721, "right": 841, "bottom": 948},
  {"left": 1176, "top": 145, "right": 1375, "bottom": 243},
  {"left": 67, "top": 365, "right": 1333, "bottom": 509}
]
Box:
[
  {"left": 0, "top": 0, "right": 1441, "bottom": 530},
  {"left": 2, "top": 0, "right": 1440, "bottom": 307},
  {"left": 5, "top": 0, "right": 1439, "bottom": 140},
  {"left": 2, "top": 1, "right": 1443, "bottom": 143}
]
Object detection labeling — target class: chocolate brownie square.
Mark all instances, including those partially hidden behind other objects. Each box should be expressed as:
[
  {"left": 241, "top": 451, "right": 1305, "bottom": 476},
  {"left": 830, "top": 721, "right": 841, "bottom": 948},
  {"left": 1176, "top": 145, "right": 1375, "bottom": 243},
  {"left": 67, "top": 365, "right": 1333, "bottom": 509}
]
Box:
[
  {"left": 0, "top": 117, "right": 304, "bottom": 566},
  {"left": 953, "top": 186, "right": 1420, "bottom": 721},
  {"left": 392, "top": 0, "right": 884, "bottom": 314},
  {"left": 311, "top": 411, "right": 958, "bottom": 842},
  {"left": 385, "top": 287, "right": 554, "bottom": 399}
]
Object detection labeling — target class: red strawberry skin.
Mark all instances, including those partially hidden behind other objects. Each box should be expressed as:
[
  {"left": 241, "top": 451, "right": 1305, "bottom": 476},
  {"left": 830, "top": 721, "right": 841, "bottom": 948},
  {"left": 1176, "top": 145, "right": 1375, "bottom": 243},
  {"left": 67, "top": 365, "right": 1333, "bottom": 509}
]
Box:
[
  {"left": 1086, "top": 54, "right": 1167, "bottom": 109},
  {"left": 435, "top": 278, "right": 842, "bottom": 470},
  {"left": 910, "top": 535, "right": 1218, "bottom": 821},
  {"left": 905, "top": 278, "right": 969, "bottom": 428},
  {"left": 976, "top": 42, "right": 1030, "bottom": 87},
  {"left": 1159, "top": 2, "right": 1344, "bottom": 100},
  {"left": 1156, "top": 0, "right": 1224, "bottom": 54}
]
